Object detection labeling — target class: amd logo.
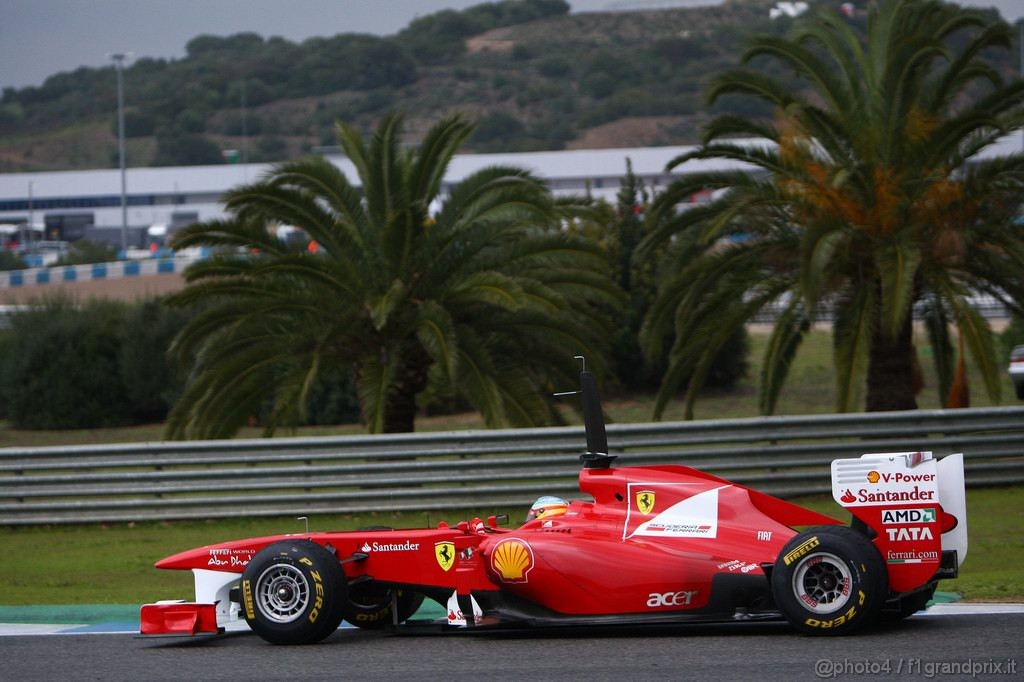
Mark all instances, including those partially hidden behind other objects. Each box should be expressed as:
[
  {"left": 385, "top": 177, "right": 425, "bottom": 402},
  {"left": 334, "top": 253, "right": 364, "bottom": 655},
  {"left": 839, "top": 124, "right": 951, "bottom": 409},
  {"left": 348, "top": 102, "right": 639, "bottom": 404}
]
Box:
[
  {"left": 881, "top": 508, "right": 936, "bottom": 525},
  {"left": 647, "top": 590, "right": 697, "bottom": 608}
]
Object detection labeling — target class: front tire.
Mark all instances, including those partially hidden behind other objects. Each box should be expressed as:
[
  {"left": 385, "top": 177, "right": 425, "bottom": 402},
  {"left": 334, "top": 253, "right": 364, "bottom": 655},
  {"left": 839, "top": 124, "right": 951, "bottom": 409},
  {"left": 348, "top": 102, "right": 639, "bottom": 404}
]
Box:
[
  {"left": 772, "top": 526, "right": 887, "bottom": 635},
  {"left": 240, "top": 540, "right": 346, "bottom": 645}
]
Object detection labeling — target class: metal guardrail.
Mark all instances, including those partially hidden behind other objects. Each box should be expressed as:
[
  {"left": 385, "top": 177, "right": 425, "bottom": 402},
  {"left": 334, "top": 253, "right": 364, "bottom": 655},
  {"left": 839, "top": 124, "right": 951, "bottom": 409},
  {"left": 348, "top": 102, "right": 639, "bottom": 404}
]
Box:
[{"left": 1, "top": 406, "right": 1022, "bottom": 526}]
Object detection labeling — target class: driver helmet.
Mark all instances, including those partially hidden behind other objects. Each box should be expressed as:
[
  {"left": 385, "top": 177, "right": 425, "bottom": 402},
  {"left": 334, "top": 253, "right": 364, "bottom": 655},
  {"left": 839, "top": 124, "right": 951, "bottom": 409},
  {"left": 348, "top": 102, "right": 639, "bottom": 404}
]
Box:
[{"left": 526, "top": 495, "right": 568, "bottom": 522}]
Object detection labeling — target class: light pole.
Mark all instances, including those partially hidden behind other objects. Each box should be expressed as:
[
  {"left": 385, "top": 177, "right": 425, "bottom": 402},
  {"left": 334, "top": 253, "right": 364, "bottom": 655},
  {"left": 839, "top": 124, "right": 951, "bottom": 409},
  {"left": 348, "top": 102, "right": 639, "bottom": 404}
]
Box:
[
  {"left": 240, "top": 77, "right": 248, "bottom": 165},
  {"left": 110, "top": 52, "right": 130, "bottom": 254},
  {"left": 27, "top": 180, "right": 34, "bottom": 250},
  {"left": 1018, "top": 19, "right": 1023, "bottom": 150}
]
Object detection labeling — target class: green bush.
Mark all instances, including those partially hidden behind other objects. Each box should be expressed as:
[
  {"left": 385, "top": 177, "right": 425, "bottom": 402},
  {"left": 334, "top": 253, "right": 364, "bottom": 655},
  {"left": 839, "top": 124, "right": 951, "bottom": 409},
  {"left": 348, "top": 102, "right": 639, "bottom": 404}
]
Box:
[
  {"left": 304, "top": 368, "right": 361, "bottom": 425},
  {"left": 536, "top": 55, "right": 572, "bottom": 77},
  {"left": 5, "top": 298, "right": 132, "bottom": 429},
  {"left": 0, "top": 331, "right": 13, "bottom": 419},
  {"left": 0, "top": 297, "right": 189, "bottom": 429},
  {"left": 54, "top": 240, "right": 117, "bottom": 266},
  {"left": 596, "top": 160, "right": 749, "bottom": 394},
  {"left": 152, "top": 132, "right": 224, "bottom": 166},
  {"left": 0, "top": 251, "right": 26, "bottom": 271},
  {"left": 119, "top": 300, "right": 190, "bottom": 422}
]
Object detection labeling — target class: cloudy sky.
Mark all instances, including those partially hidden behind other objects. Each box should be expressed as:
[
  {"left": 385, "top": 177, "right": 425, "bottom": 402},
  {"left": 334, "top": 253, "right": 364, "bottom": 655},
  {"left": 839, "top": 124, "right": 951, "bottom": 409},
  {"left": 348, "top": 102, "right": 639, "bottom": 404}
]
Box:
[{"left": 1, "top": 0, "right": 1020, "bottom": 90}]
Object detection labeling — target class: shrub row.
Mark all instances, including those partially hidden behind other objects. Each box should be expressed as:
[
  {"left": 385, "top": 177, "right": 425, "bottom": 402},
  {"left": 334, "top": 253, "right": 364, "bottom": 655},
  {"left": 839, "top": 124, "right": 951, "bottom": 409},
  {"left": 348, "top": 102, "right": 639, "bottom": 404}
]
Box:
[
  {"left": 0, "top": 282, "right": 749, "bottom": 431},
  {"left": 0, "top": 297, "right": 186, "bottom": 428},
  {"left": 0, "top": 296, "right": 366, "bottom": 430}
]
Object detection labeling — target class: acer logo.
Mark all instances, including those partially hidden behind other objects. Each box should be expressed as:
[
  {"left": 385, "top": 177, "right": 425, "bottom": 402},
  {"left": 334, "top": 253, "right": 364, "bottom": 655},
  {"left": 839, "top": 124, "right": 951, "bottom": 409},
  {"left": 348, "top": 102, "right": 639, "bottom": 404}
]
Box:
[
  {"left": 884, "top": 526, "right": 934, "bottom": 542},
  {"left": 647, "top": 590, "right": 697, "bottom": 608}
]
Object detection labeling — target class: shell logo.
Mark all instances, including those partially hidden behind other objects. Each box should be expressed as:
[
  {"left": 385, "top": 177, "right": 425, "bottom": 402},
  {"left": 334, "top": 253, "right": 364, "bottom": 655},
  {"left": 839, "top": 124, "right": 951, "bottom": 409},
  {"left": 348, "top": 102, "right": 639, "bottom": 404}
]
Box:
[
  {"left": 866, "top": 471, "right": 880, "bottom": 483},
  {"left": 490, "top": 538, "right": 535, "bottom": 584}
]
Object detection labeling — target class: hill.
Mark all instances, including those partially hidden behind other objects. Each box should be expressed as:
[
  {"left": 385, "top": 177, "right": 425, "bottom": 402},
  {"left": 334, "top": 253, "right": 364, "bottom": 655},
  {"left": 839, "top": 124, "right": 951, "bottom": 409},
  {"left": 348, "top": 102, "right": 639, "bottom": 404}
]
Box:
[{"left": 0, "top": 0, "right": 1014, "bottom": 172}]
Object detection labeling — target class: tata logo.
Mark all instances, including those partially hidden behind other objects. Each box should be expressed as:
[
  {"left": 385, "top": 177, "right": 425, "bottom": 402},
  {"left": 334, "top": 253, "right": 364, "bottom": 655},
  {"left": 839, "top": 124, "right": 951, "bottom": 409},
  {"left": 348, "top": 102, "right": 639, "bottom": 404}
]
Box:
[
  {"left": 647, "top": 590, "right": 697, "bottom": 608},
  {"left": 881, "top": 508, "right": 936, "bottom": 525},
  {"left": 884, "top": 526, "right": 934, "bottom": 542}
]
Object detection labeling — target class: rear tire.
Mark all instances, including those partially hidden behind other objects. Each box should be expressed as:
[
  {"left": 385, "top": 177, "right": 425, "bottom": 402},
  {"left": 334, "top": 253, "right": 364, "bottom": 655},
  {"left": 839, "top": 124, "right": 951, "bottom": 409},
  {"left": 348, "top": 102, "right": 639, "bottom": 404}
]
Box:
[
  {"left": 240, "top": 540, "right": 345, "bottom": 645},
  {"left": 771, "top": 526, "right": 887, "bottom": 635},
  {"left": 341, "top": 584, "right": 425, "bottom": 629}
]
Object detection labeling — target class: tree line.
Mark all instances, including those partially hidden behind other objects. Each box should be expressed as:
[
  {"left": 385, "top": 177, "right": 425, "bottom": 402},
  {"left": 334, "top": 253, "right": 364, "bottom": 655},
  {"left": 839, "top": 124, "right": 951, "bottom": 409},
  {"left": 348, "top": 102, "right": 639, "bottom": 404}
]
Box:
[
  {"left": 1, "top": 0, "right": 818, "bottom": 169},
  {"left": 1, "top": 0, "right": 1022, "bottom": 437}
]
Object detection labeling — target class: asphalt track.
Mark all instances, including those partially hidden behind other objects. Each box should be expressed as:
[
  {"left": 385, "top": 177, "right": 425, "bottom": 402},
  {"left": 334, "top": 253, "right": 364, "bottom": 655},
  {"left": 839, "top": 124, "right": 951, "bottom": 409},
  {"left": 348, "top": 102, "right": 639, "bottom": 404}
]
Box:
[{"left": 1, "top": 605, "right": 1021, "bottom": 682}]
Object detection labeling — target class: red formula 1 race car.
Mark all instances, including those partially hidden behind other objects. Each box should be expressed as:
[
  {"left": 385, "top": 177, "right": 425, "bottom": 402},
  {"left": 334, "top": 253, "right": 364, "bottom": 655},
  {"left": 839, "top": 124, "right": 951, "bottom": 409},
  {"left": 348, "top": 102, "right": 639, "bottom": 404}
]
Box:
[{"left": 140, "top": 370, "right": 968, "bottom": 644}]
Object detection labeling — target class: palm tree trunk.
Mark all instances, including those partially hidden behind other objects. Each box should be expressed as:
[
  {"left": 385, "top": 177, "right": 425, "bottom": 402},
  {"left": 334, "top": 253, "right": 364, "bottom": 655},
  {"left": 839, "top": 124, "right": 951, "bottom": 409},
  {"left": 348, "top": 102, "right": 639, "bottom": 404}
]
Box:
[
  {"left": 865, "top": 309, "right": 918, "bottom": 412},
  {"left": 382, "top": 387, "right": 420, "bottom": 433},
  {"left": 382, "top": 346, "right": 432, "bottom": 433}
]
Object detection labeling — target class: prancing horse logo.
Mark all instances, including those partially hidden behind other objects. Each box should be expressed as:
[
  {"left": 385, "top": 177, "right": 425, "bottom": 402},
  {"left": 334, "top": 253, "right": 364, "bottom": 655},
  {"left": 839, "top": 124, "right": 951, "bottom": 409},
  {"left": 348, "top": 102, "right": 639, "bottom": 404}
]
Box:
[
  {"left": 636, "top": 490, "right": 656, "bottom": 515},
  {"left": 435, "top": 542, "right": 455, "bottom": 571}
]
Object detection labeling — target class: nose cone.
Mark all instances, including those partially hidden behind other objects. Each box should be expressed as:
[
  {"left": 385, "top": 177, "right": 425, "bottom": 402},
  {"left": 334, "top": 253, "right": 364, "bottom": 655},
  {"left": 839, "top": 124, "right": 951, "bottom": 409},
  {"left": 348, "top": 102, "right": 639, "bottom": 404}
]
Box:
[{"left": 154, "top": 536, "right": 279, "bottom": 570}]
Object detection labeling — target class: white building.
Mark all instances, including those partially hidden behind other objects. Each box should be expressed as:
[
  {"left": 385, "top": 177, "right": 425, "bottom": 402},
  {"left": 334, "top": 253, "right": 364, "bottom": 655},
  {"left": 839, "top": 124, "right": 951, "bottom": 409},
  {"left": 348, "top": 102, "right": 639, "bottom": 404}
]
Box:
[
  {"left": 0, "top": 145, "right": 754, "bottom": 248},
  {"left": 1, "top": 134, "right": 1018, "bottom": 248}
]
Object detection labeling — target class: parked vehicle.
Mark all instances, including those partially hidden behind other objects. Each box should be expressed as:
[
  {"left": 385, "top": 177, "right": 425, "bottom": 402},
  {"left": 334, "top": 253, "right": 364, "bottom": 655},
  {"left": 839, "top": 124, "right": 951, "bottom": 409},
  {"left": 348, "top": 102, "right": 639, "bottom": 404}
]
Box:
[{"left": 1010, "top": 345, "right": 1024, "bottom": 400}]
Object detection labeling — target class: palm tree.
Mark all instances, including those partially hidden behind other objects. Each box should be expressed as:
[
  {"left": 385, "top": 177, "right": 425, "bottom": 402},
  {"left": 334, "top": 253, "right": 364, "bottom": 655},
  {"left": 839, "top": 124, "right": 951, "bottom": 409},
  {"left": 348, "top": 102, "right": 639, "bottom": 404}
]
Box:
[
  {"left": 638, "top": 0, "right": 1024, "bottom": 420},
  {"left": 165, "top": 113, "right": 620, "bottom": 437}
]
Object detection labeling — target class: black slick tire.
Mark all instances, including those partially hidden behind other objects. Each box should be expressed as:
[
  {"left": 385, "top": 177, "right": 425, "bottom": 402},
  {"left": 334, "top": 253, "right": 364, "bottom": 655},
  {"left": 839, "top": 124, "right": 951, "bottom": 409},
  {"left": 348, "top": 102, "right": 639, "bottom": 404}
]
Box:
[
  {"left": 771, "top": 525, "right": 887, "bottom": 635},
  {"left": 341, "top": 584, "right": 425, "bottom": 629},
  {"left": 240, "top": 540, "right": 346, "bottom": 645}
]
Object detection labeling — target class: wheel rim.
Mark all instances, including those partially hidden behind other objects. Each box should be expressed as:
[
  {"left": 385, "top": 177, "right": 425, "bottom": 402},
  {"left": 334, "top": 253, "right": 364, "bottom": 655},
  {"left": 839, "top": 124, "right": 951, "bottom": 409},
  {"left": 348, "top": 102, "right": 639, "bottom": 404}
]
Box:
[
  {"left": 255, "top": 563, "right": 310, "bottom": 623},
  {"left": 791, "top": 551, "right": 853, "bottom": 614}
]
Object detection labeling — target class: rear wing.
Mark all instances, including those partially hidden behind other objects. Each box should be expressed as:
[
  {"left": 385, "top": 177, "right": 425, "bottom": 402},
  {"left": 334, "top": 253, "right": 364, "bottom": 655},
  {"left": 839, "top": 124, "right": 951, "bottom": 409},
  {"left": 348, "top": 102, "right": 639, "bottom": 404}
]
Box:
[{"left": 831, "top": 452, "right": 967, "bottom": 593}]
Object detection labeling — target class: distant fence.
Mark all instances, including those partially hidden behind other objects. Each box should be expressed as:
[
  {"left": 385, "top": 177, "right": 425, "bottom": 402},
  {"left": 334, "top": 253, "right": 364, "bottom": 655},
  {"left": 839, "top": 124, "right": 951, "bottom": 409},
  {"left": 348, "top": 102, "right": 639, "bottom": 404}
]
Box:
[
  {"left": 1, "top": 406, "right": 1022, "bottom": 526},
  {"left": 0, "top": 255, "right": 200, "bottom": 290}
]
